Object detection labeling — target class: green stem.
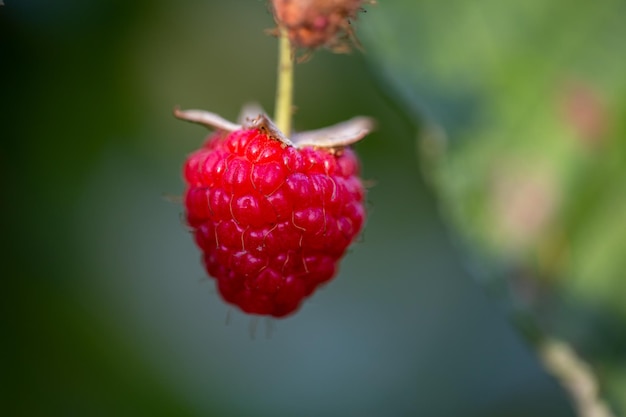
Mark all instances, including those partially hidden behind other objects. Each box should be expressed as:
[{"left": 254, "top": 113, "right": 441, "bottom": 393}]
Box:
[{"left": 274, "top": 26, "right": 294, "bottom": 136}]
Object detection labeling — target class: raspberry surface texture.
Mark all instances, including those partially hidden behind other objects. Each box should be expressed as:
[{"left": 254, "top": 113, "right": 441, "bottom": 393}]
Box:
[{"left": 184, "top": 127, "right": 366, "bottom": 317}]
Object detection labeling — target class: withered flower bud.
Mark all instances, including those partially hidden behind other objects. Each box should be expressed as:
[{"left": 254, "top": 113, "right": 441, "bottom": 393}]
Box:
[{"left": 271, "top": 0, "right": 372, "bottom": 53}]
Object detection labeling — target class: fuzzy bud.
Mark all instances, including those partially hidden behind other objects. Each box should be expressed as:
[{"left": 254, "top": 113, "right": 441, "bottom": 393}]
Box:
[{"left": 271, "top": 0, "right": 371, "bottom": 52}]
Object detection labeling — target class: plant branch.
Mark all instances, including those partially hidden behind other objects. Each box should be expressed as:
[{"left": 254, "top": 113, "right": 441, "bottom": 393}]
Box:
[
  {"left": 274, "top": 25, "right": 294, "bottom": 136},
  {"left": 540, "top": 338, "right": 617, "bottom": 417}
]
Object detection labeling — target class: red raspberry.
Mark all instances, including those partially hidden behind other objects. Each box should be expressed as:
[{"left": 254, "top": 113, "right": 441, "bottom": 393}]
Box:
[{"left": 180, "top": 111, "right": 371, "bottom": 317}]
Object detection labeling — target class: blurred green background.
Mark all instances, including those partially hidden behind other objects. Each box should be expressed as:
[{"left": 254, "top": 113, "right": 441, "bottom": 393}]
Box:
[{"left": 2, "top": 1, "right": 624, "bottom": 416}]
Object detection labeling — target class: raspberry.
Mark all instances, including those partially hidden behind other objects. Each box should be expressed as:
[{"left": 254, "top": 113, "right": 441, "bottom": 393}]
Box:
[{"left": 179, "top": 110, "right": 372, "bottom": 317}]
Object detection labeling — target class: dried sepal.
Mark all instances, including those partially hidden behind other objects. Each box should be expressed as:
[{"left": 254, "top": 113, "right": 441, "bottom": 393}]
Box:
[
  {"left": 237, "top": 102, "right": 267, "bottom": 125},
  {"left": 175, "top": 106, "right": 373, "bottom": 150},
  {"left": 292, "top": 116, "right": 374, "bottom": 148},
  {"left": 173, "top": 108, "right": 241, "bottom": 132}
]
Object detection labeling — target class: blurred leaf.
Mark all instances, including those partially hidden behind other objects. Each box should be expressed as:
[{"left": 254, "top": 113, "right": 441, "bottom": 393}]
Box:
[{"left": 361, "top": 0, "right": 626, "bottom": 413}]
